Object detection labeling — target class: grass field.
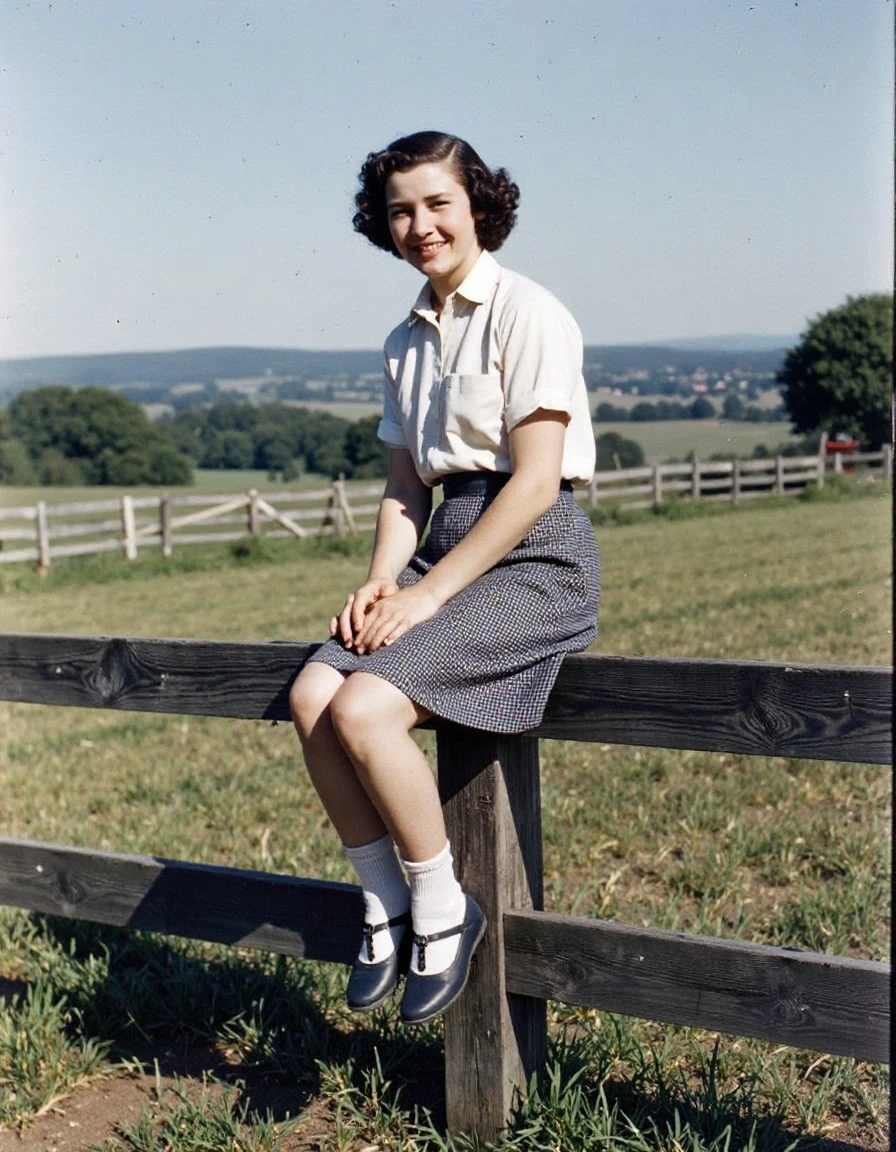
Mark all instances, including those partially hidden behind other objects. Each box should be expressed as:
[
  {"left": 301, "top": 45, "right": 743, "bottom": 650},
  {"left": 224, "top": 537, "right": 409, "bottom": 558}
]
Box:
[
  {"left": 597, "top": 419, "right": 799, "bottom": 463},
  {"left": 0, "top": 480, "right": 890, "bottom": 1150},
  {"left": 0, "top": 468, "right": 333, "bottom": 508}
]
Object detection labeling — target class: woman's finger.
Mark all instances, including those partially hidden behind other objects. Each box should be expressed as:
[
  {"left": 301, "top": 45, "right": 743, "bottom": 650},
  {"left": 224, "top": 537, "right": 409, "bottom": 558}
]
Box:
[{"left": 336, "top": 597, "right": 358, "bottom": 646}]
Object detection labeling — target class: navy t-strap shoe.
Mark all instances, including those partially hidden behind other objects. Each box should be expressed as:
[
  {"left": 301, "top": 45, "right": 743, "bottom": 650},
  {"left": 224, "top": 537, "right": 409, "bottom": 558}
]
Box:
[
  {"left": 400, "top": 896, "right": 486, "bottom": 1024},
  {"left": 346, "top": 911, "right": 411, "bottom": 1012}
]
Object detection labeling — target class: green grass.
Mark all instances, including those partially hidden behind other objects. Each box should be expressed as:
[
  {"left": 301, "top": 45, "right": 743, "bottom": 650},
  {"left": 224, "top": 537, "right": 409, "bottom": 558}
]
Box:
[
  {"left": 597, "top": 418, "right": 800, "bottom": 462},
  {"left": 0, "top": 468, "right": 337, "bottom": 508},
  {"left": 0, "top": 479, "right": 891, "bottom": 1149}
]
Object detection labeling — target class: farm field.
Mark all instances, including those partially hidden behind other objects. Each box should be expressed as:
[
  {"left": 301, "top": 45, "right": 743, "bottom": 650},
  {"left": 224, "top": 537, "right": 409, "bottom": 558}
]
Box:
[
  {"left": 0, "top": 484, "right": 891, "bottom": 1150},
  {"left": 593, "top": 388, "right": 784, "bottom": 412},
  {"left": 0, "top": 468, "right": 332, "bottom": 508},
  {"left": 596, "top": 418, "right": 799, "bottom": 462}
]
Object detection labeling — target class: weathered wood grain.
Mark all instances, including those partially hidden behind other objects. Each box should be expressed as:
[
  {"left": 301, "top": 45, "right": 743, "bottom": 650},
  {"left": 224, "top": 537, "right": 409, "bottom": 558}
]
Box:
[
  {"left": 540, "top": 654, "right": 891, "bottom": 764},
  {"left": 0, "top": 838, "right": 360, "bottom": 964},
  {"left": 0, "top": 633, "right": 317, "bottom": 720},
  {"left": 503, "top": 909, "right": 889, "bottom": 1063},
  {"left": 0, "top": 635, "right": 889, "bottom": 764},
  {"left": 438, "top": 729, "right": 547, "bottom": 1139}
]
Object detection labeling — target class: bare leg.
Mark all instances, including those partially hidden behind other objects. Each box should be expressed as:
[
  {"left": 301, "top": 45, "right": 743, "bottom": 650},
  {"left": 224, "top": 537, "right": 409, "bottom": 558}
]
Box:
[
  {"left": 327, "top": 671, "right": 447, "bottom": 863},
  {"left": 291, "top": 664, "right": 471, "bottom": 987},
  {"left": 291, "top": 661, "right": 411, "bottom": 980},
  {"left": 289, "top": 661, "right": 388, "bottom": 847}
]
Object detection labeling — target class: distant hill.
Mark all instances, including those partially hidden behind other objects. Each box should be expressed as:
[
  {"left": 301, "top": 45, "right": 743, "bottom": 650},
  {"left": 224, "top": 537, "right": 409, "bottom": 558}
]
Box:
[
  {"left": 646, "top": 334, "right": 797, "bottom": 353},
  {"left": 0, "top": 347, "right": 383, "bottom": 394},
  {"left": 0, "top": 340, "right": 789, "bottom": 402}
]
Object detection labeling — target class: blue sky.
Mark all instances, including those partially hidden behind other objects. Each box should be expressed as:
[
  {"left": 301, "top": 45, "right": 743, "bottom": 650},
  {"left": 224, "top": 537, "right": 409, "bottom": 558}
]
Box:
[{"left": 1, "top": 0, "right": 892, "bottom": 358}]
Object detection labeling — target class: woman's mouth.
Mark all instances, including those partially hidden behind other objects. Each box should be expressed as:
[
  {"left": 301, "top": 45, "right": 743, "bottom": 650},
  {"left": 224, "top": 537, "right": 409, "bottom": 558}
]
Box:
[{"left": 414, "top": 241, "right": 447, "bottom": 259}]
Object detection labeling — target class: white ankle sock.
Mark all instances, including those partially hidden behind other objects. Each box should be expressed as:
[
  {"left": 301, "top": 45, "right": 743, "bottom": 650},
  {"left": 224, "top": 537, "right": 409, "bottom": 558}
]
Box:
[
  {"left": 403, "top": 841, "right": 467, "bottom": 976},
  {"left": 343, "top": 835, "right": 410, "bottom": 965}
]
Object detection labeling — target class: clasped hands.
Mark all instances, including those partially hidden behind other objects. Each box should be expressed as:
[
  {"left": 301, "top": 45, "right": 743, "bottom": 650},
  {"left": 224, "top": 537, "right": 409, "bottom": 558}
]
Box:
[{"left": 330, "top": 578, "right": 441, "bottom": 654}]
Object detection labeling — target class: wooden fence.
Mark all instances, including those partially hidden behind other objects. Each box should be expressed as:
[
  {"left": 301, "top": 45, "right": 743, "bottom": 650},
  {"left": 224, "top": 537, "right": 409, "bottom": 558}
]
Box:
[
  {"left": 0, "top": 632, "right": 890, "bottom": 1139},
  {"left": 1, "top": 446, "right": 890, "bottom": 570}
]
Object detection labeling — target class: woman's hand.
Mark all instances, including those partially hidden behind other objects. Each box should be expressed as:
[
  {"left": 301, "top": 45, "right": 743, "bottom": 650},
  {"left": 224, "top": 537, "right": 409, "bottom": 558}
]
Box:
[
  {"left": 330, "top": 578, "right": 400, "bottom": 648},
  {"left": 330, "top": 448, "right": 434, "bottom": 650},
  {"left": 350, "top": 583, "right": 443, "bottom": 654}
]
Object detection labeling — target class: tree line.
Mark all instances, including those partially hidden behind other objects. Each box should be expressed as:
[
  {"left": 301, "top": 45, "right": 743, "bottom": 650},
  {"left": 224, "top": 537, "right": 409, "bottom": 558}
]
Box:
[
  {"left": 161, "top": 403, "right": 388, "bottom": 480},
  {"left": 0, "top": 387, "right": 192, "bottom": 486},
  {"left": 0, "top": 391, "right": 392, "bottom": 487},
  {"left": 0, "top": 386, "right": 646, "bottom": 487},
  {"left": 594, "top": 394, "right": 788, "bottom": 424}
]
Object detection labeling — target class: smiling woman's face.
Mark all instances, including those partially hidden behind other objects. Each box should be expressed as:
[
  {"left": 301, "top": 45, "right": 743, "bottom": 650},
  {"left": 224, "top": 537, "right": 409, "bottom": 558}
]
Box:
[{"left": 385, "top": 161, "right": 483, "bottom": 302}]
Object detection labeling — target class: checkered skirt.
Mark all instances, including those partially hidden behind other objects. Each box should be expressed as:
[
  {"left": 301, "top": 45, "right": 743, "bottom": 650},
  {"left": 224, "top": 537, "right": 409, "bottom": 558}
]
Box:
[{"left": 306, "top": 487, "right": 600, "bottom": 733}]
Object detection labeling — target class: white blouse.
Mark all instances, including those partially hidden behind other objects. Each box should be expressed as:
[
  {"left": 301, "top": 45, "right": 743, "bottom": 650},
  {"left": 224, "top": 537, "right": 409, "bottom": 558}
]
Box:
[{"left": 377, "top": 251, "right": 596, "bottom": 487}]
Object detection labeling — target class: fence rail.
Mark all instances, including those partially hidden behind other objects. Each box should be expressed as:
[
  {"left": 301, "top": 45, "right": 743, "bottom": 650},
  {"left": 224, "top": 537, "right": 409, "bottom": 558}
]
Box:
[
  {"left": 1, "top": 446, "right": 890, "bottom": 570},
  {"left": 0, "top": 632, "right": 890, "bottom": 1138}
]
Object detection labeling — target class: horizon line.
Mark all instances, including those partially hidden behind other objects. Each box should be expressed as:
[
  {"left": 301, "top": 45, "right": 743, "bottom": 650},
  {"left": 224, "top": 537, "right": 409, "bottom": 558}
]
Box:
[{"left": 0, "top": 334, "right": 798, "bottom": 363}]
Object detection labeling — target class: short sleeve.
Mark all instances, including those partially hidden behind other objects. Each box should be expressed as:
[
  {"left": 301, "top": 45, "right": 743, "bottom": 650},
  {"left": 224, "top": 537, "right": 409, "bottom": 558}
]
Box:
[
  {"left": 498, "top": 293, "right": 585, "bottom": 432},
  {"left": 377, "top": 347, "right": 407, "bottom": 446}
]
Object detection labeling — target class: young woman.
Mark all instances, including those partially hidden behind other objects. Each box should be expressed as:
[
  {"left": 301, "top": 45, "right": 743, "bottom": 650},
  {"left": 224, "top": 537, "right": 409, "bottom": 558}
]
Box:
[{"left": 289, "top": 131, "right": 599, "bottom": 1024}]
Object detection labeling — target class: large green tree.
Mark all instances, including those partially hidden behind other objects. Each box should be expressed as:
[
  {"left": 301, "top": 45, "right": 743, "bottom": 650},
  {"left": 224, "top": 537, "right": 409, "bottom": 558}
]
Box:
[
  {"left": 777, "top": 293, "right": 893, "bottom": 446},
  {"left": 8, "top": 386, "right": 192, "bottom": 485},
  {"left": 596, "top": 430, "right": 644, "bottom": 470}
]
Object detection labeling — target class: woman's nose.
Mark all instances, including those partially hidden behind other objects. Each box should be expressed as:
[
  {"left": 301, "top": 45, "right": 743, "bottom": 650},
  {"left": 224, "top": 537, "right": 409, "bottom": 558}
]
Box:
[{"left": 409, "top": 209, "right": 433, "bottom": 237}]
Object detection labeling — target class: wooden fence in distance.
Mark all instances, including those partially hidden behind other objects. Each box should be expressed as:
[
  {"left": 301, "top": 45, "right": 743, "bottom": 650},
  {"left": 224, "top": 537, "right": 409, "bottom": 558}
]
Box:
[
  {"left": 0, "top": 633, "right": 890, "bottom": 1139},
  {"left": 1, "top": 446, "right": 890, "bottom": 570}
]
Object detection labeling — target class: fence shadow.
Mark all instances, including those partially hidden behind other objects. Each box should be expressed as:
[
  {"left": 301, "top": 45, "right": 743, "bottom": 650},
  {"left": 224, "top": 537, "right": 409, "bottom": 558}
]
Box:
[
  {"left": 8, "top": 913, "right": 878, "bottom": 1149},
  {"left": 30, "top": 914, "right": 448, "bottom": 1128}
]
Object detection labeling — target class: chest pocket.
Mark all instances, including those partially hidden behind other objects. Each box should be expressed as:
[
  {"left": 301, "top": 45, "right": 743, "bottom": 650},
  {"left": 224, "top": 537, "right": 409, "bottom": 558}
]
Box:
[{"left": 442, "top": 374, "right": 504, "bottom": 452}]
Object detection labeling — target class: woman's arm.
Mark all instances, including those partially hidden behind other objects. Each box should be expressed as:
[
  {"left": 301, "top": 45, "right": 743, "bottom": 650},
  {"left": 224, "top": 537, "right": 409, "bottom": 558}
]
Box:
[
  {"left": 331, "top": 447, "right": 432, "bottom": 647},
  {"left": 368, "top": 447, "right": 433, "bottom": 582},
  {"left": 352, "top": 409, "right": 568, "bottom": 653}
]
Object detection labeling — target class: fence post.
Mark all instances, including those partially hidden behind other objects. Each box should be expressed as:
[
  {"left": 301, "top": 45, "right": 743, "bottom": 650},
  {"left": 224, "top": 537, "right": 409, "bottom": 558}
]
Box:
[
  {"left": 589, "top": 473, "right": 598, "bottom": 508},
  {"left": 775, "top": 455, "right": 785, "bottom": 495},
  {"left": 247, "top": 490, "right": 261, "bottom": 537},
  {"left": 334, "top": 476, "right": 357, "bottom": 535},
  {"left": 331, "top": 480, "right": 346, "bottom": 537},
  {"left": 160, "top": 496, "right": 173, "bottom": 558},
  {"left": 882, "top": 442, "right": 893, "bottom": 482},
  {"left": 817, "top": 433, "right": 826, "bottom": 489},
  {"left": 732, "top": 457, "right": 741, "bottom": 504},
  {"left": 691, "top": 455, "right": 700, "bottom": 500},
  {"left": 36, "top": 501, "right": 50, "bottom": 574},
  {"left": 437, "top": 727, "right": 547, "bottom": 1139},
  {"left": 121, "top": 496, "right": 137, "bottom": 561},
  {"left": 652, "top": 463, "right": 663, "bottom": 509}
]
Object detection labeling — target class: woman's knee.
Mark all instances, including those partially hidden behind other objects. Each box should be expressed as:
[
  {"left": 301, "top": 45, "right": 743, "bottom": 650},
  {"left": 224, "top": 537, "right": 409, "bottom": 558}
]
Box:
[
  {"left": 328, "top": 674, "right": 419, "bottom": 758},
  {"left": 289, "top": 663, "right": 343, "bottom": 742}
]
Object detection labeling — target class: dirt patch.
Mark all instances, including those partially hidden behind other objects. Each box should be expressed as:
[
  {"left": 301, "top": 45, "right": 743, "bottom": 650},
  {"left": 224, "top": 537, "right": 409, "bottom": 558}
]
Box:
[
  {"left": 0, "top": 1071, "right": 160, "bottom": 1151},
  {"left": 0, "top": 1038, "right": 447, "bottom": 1152},
  {"left": 0, "top": 1050, "right": 336, "bottom": 1152}
]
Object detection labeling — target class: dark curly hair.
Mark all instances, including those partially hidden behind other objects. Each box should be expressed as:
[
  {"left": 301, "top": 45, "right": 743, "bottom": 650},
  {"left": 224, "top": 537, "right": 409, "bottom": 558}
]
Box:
[{"left": 352, "top": 131, "right": 520, "bottom": 258}]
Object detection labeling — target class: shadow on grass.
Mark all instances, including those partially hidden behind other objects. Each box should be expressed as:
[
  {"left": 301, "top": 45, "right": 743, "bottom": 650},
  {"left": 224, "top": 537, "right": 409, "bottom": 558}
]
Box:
[
  {"left": 33, "top": 915, "right": 447, "bottom": 1130},
  {"left": 9, "top": 916, "right": 886, "bottom": 1150}
]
